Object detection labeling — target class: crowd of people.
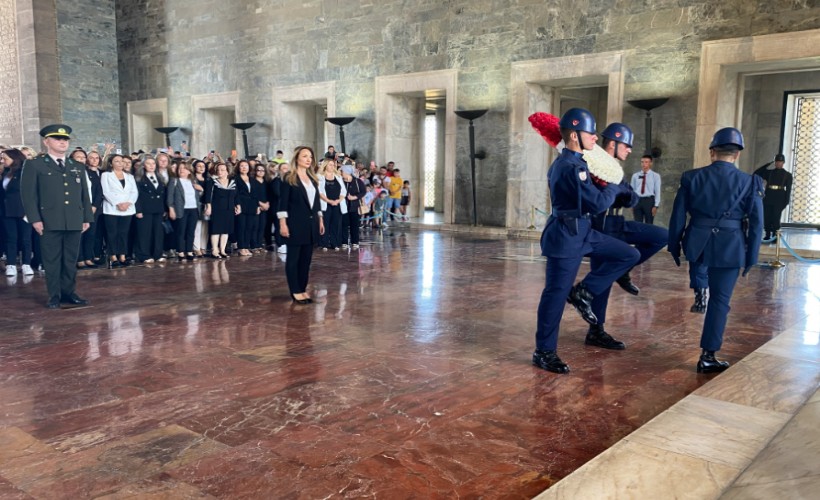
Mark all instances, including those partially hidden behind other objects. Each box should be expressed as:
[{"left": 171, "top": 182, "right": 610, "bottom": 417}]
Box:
[{"left": 0, "top": 141, "right": 412, "bottom": 277}]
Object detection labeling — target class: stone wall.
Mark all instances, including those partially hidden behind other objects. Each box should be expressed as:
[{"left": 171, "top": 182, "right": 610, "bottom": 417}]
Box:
[
  {"left": 114, "top": 0, "right": 820, "bottom": 227},
  {"left": 0, "top": 1, "right": 23, "bottom": 146},
  {"left": 56, "top": 0, "right": 121, "bottom": 150}
]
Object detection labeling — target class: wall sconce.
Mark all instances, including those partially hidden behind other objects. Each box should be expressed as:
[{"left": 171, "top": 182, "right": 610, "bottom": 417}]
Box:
[
  {"left": 154, "top": 126, "right": 179, "bottom": 148},
  {"left": 627, "top": 98, "right": 669, "bottom": 158}
]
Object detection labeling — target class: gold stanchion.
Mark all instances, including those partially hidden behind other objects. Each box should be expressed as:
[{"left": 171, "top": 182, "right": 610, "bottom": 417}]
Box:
[
  {"left": 527, "top": 206, "right": 536, "bottom": 230},
  {"left": 770, "top": 229, "right": 786, "bottom": 268}
]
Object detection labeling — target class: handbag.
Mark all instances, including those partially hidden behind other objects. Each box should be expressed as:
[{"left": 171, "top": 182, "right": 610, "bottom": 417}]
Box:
[
  {"left": 162, "top": 219, "right": 174, "bottom": 234},
  {"left": 358, "top": 199, "right": 370, "bottom": 216}
]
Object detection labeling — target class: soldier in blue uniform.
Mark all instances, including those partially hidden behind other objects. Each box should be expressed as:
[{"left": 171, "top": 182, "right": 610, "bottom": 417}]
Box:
[
  {"left": 668, "top": 127, "right": 763, "bottom": 373},
  {"left": 21, "top": 125, "right": 93, "bottom": 309},
  {"left": 587, "top": 123, "right": 669, "bottom": 349},
  {"left": 532, "top": 108, "right": 640, "bottom": 374}
]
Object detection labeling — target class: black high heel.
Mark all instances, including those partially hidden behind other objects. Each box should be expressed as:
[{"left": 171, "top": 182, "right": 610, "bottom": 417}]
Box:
[{"left": 291, "top": 294, "right": 312, "bottom": 304}]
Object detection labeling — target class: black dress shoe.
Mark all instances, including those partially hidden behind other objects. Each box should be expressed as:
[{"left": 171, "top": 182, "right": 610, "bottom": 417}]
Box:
[
  {"left": 532, "top": 349, "right": 570, "bottom": 374},
  {"left": 615, "top": 272, "right": 640, "bottom": 296},
  {"left": 46, "top": 296, "right": 61, "bottom": 309},
  {"left": 108, "top": 260, "right": 120, "bottom": 269},
  {"left": 61, "top": 294, "right": 89, "bottom": 306},
  {"left": 690, "top": 288, "right": 708, "bottom": 314},
  {"left": 697, "top": 350, "right": 729, "bottom": 373},
  {"left": 585, "top": 324, "right": 626, "bottom": 350},
  {"left": 566, "top": 283, "right": 597, "bottom": 325},
  {"left": 186, "top": 254, "right": 195, "bottom": 261}
]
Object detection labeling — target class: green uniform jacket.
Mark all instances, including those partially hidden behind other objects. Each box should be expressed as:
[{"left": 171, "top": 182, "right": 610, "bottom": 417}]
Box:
[{"left": 21, "top": 154, "right": 93, "bottom": 230}]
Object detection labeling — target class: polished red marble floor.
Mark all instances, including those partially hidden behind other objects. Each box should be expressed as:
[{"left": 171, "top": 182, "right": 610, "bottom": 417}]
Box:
[{"left": 0, "top": 230, "right": 813, "bottom": 498}]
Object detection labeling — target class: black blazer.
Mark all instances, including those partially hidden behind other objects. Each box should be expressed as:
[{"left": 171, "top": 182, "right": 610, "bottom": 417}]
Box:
[
  {"left": 2, "top": 170, "right": 25, "bottom": 218},
  {"left": 278, "top": 177, "right": 321, "bottom": 246},
  {"left": 86, "top": 168, "right": 103, "bottom": 211},
  {"left": 135, "top": 175, "right": 167, "bottom": 215},
  {"left": 251, "top": 178, "right": 268, "bottom": 207},
  {"left": 234, "top": 176, "right": 256, "bottom": 213}
]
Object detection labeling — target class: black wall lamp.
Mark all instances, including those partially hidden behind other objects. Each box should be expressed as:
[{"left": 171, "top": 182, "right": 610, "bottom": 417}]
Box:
[
  {"left": 627, "top": 98, "right": 669, "bottom": 158},
  {"left": 325, "top": 116, "right": 356, "bottom": 154},
  {"left": 454, "top": 109, "right": 488, "bottom": 226},
  {"left": 230, "top": 122, "right": 256, "bottom": 159},
  {"left": 154, "top": 126, "right": 179, "bottom": 148}
]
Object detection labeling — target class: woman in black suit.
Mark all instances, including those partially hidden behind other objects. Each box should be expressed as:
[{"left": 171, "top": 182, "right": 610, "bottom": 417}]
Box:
[
  {"left": 278, "top": 146, "right": 324, "bottom": 304},
  {"left": 251, "top": 163, "right": 269, "bottom": 252},
  {"left": 2, "top": 149, "right": 34, "bottom": 276},
  {"left": 134, "top": 156, "right": 167, "bottom": 263},
  {"left": 233, "top": 160, "right": 256, "bottom": 256}
]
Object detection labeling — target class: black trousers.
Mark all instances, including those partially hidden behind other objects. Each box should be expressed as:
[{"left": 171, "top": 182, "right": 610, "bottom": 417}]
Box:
[
  {"left": 763, "top": 202, "right": 786, "bottom": 234},
  {"left": 41, "top": 230, "right": 82, "bottom": 300},
  {"left": 285, "top": 243, "right": 313, "bottom": 295},
  {"left": 633, "top": 196, "right": 655, "bottom": 224},
  {"left": 92, "top": 211, "right": 105, "bottom": 259},
  {"left": 174, "top": 209, "right": 198, "bottom": 253},
  {"left": 265, "top": 210, "right": 276, "bottom": 247},
  {"left": 3, "top": 217, "right": 33, "bottom": 266},
  {"left": 78, "top": 215, "right": 97, "bottom": 262},
  {"left": 105, "top": 215, "right": 133, "bottom": 257},
  {"left": 342, "top": 209, "right": 361, "bottom": 245},
  {"left": 135, "top": 213, "right": 164, "bottom": 261},
  {"left": 236, "top": 212, "right": 257, "bottom": 250},
  {"left": 320, "top": 206, "right": 343, "bottom": 248},
  {"left": 252, "top": 212, "right": 266, "bottom": 249}
]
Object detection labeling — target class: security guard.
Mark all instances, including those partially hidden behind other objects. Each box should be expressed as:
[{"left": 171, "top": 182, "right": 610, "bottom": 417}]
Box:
[
  {"left": 21, "top": 124, "right": 93, "bottom": 309},
  {"left": 533, "top": 108, "right": 640, "bottom": 374},
  {"left": 754, "top": 153, "right": 792, "bottom": 242},
  {"left": 668, "top": 127, "right": 763, "bottom": 373},
  {"left": 587, "top": 123, "right": 669, "bottom": 349}
]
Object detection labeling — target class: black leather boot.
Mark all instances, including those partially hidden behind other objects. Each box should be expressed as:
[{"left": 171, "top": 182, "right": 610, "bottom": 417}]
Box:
[
  {"left": 615, "top": 271, "right": 640, "bottom": 295},
  {"left": 690, "top": 288, "right": 708, "bottom": 314},
  {"left": 532, "top": 349, "right": 570, "bottom": 374},
  {"left": 567, "top": 283, "right": 597, "bottom": 325},
  {"left": 697, "top": 350, "right": 729, "bottom": 373},
  {"left": 585, "top": 323, "right": 625, "bottom": 350}
]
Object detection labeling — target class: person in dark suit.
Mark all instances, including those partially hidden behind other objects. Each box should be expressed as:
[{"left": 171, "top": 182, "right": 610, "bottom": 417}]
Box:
[
  {"left": 586, "top": 123, "right": 669, "bottom": 350},
  {"left": 134, "top": 156, "right": 167, "bottom": 263},
  {"left": 233, "top": 160, "right": 256, "bottom": 256},
  {"left": 20, "top": 124, "right": 93, "bottom": 308},
  {"left": 270, "top": 163, "right": 289, "bottom": 253},
  {"left": 251, "top": 163, "right": 269, "bottom": 252},
  {"left": 2, "top": 148, "right": 35, "bottom": 277},
  {"left": 668, "top": 127, "right": 764, "bottom": 373},
  {"left": 166, "top": 161, "right": 200, "bottom": 261},
  {"left": 532, "top": 109, "right": 640, "bottom": 374},
  {"left": 754, "top": 153, "right": 793, "bottom": 242},
  {"left": 85, "top": 150, "right": 106, "bottom": 264},
  {"left": 71, "top": 149, "right": 101, "bottom": 269},
  {"left": 278, "top": 146, "right": 325, "bottom": 304}
]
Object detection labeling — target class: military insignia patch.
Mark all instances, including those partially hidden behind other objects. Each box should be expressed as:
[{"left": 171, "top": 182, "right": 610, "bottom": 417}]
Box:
[{"left": 579, "top": 171, "right": 588, "bottom": 181}]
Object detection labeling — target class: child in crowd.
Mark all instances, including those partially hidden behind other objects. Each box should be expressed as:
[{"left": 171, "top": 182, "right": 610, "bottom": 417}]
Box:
[
  {"left": 373, "top": 190, "right": 388, "bottom": 229},
  {"left": 361, "top": 185, "right": 375, "bottom": 229},
  {"left": 400, "top": 180, "right": 411, "bottom": 221}
]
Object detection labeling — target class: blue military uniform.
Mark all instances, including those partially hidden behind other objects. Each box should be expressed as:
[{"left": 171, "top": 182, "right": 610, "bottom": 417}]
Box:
[
  {"left": 535, "top": 149, "right": 640, "bottom": 352},
  {"left": 669, "top": 159, "right": 763, "bottom": 354},
  {"left": 589, "top": 181, "right": 668, "bottom": 326}
]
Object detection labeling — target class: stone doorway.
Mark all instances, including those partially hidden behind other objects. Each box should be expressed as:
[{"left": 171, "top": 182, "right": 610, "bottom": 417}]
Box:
[
  {"left": 508, "top": 51, "right": 625, "bottom": 229},
  {"left": 191, "top": 92, "right": 241, "bottom": 159},
  {"left": 375, "top": 70, "right": 457, "bottom": 224},
  {"left": 272, "top": 82, "right": 337, "bottom": 163},
  {"left": 126, "top": 98, "right": 168, "bottom": 154}
]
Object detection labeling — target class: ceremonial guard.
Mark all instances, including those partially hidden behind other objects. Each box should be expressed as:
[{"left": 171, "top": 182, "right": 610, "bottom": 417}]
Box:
[
  {"left": 586, "top": 123, "right": 668, "bottom": 349},
  {"left": 668, "top": 128, "right": 763, "bottom": 373},
  {"left": 532, "top": 108, "right": 639, "bottom": 374},
  {"left": 754, "top": 153, "right": 792, "bottom": 242},
  {"left": 21, "top": 125, "right": 93, "bottom": 308}
]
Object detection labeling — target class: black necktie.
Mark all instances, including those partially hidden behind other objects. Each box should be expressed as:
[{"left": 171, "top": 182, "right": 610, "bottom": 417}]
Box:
[{"left": 57, "top": 158, "right": 64, "bottom": 170}]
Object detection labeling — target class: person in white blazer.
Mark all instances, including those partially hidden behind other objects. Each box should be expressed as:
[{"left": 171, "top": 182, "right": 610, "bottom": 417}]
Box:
[
  {"left": 101, "top": 154, "right": 138, "bottom": 267},
  {"left": 318, "top": 159, "right": 347, "bottom": 250}
]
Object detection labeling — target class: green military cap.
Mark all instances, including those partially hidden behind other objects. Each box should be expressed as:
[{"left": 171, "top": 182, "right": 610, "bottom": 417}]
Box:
[{"left": 39, "top": 124, "right": 72, "bottom": 139}]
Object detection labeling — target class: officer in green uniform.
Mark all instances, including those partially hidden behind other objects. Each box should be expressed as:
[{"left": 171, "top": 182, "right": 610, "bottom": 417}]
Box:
[{"left": 21, "top": 124, "right": 93, "bottom": 309}]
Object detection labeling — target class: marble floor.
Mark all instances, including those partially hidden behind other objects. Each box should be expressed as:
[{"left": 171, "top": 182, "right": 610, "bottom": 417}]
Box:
[{"left": 0, "top": 229, "right": 818, "bottom": 498}]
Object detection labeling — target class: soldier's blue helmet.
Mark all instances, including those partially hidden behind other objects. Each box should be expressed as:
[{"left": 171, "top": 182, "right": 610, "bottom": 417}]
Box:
[
  {"left": 559, "top": 108, "right": 596, "bottom": 134},
  {"left": 601, "top": 123, "right": 633, "bottom": 147},
  {"left": 709, "top": 127, "right": 744, "bottom": 150}
]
